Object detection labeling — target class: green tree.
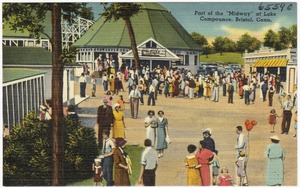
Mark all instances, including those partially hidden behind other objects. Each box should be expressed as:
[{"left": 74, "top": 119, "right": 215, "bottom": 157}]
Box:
[
  {"left": 102, "top": 3, "right": 141, "bottom": 69},
  {"left": 263, "top": 29, "right": 281, "bottom": 50},
  {"left": 202, "top": 44, "right": 213, "bottom": 58},
  {"left": 278, "top": 27, "right": 291, "bottom": 49},
  {"left": 3, "top": 112, "right": 98, "bottom": 186},
  {"left": 212, "top": 36, "right": 226, "bottom": 55},
  {"left": 223, "top": 37, "right": 236, "bottom": 52},
  {"left": 290, "top": 24, "right": 297, "bottom": 48},
  {"left": 191, "top": 32, "right": 208, "bottom": 47},
  {"left": 237, "top": 33, "right": 261, "bottom": 54},
  {"left": 3, "top": 3, "right": 93, "bottom": 185}
]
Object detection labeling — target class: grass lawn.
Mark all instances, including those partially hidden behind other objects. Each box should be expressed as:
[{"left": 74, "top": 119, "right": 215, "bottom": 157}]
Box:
[
  {"left": 67, "top": 145, "right": 144, "bottom": 186},
  {"left": 200, "top": 52, "right": 244, "bottom": 65}
]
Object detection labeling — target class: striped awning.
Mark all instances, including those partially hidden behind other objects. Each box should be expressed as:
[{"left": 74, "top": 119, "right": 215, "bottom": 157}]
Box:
[{"left": 252, "top": 59, "right": 288, "bottom": 67}]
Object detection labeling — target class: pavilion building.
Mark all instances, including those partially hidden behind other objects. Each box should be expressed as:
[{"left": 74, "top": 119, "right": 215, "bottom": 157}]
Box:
[{"left": 72, "top": 3, "right": 201, "bottom": 74}]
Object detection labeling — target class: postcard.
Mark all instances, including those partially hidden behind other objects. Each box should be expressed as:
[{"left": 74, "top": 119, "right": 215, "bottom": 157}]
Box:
[{"left": 2, "top": 1, "right": 298, "bottom": 186}]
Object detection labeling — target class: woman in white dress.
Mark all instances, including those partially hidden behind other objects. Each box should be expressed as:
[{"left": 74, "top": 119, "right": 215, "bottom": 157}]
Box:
[{"left": 144, "top": 110, "right": 157, "bottom": 147}]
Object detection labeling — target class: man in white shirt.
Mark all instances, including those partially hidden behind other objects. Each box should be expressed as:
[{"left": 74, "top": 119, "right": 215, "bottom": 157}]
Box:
[
  {"left": 242, "top": 84, "right": 250, "bottom": 105},
  {"left": 281, "top": 95, "right": 293, "bottom": 134},
  {"left": 79, "top": 73, "right": 87, "bottom": 97},
  {"left": 128, "top": 84, "right": 141, "bottom": 119},
  {"left": 138, "top": 139, "right": 158, "bottom": 186},
  {"left": 147, "top": 82, "right": 156, "bottom": 106},
  {"left": 101, "top": 129, "right": 115, "bottom": 186},
  {"left": 235, "top": 126, "right": 248, "bottom": 185}
]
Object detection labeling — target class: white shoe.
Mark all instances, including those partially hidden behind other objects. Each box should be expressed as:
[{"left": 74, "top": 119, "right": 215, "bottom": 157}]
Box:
[
  {"left": 158, "top": 154, "right": 161, "bottom": 158},
  {"left": 161, "top": 153, "right": 163, "bottom": 157}
]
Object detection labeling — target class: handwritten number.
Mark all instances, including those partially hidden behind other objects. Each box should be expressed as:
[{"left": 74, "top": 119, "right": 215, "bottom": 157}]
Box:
[
  {"left": 280, "top": 3, "right": 285, "bottom": 12},
  {"left": 258, "top": 3, "right": 264, "bottom": 11},
  {"left": 258, "top": 3, "right": 292, "bottom": 12},
  {"left": 287, "top": 4, "right": 293, "bottom": 11},
  {"left": 272, "top": 4, "right": 279, "bottom": 10},
  {"left": 265, "top": 4, "right": 272, "bottom": 11}
]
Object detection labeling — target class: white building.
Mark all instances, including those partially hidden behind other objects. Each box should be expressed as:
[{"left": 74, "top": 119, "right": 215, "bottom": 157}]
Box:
[{"left": 243, "top": 47, "right": 297, "bottom": 93}]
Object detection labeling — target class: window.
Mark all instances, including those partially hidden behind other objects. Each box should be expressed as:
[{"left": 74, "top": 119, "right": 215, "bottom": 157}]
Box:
[
  {"left": 194, "top": 55, "right": 198, "bottom": 65},
  {"left": 185, "top": 55, "right": 189, "bottom": 65}
]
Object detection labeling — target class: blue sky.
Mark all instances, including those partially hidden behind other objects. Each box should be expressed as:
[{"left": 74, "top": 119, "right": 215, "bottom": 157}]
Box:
[{"left": 89, "top": 2, "right": 297, "bottom": 43}]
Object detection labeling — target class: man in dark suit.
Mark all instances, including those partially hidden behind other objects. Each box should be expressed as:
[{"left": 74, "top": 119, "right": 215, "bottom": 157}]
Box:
[{"left": 96, "top": 98, "right": 113, "bottom": 147}]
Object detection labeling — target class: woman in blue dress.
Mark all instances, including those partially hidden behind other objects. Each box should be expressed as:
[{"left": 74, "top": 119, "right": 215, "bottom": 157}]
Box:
[
  {"left": 156, "top": 110, "right": 169, "bottom": 158},
  {"left": 264, "top": 135, "right": 285, "bottom": 186}
]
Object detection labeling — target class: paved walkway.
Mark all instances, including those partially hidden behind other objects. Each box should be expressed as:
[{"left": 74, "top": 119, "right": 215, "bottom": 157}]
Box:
[{"left": 75, "top": 77, "right": 297, "bottom": 186}]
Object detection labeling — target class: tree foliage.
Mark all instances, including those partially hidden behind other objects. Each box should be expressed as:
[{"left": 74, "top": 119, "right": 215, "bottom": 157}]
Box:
[
  {"left": 3, "top": 3, "right": 93, "bottom": 185},
  {"left": 263, "top": 29, "right": 280, "bottom": 50},
  {"left": 3, "top": 112, "right": 98, "bottom": 186},
  {"left": 223, "top": 37, "right": 236, "bottom": 52},
  {"left": 202, "top": 44, "right": 213, "bottom": 58},
  {"left": 290, "top": 24, "right": 297, "bottom": 48},
  {"left": 191, "top": 32, "right": 208, "bottom": 47},
  {"left": 212, "top": 36, "right": 226, "bottom": 55},
  {"left": 237, "top": 33, "right": 261, "bottom": 54},
  {"left": 102, "top": 3, "right": 141, "bottom": 69}
]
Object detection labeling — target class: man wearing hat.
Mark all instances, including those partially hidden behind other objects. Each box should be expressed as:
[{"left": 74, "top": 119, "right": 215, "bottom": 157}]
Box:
[
  {"left": 264, "top": 135, "right": 285, "bottom": 186},
  {"left": 96, "top": 98, "right": 113, "bottom": 147}
]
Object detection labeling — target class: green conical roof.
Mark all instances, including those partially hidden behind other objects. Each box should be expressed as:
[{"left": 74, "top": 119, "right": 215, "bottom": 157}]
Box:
[{"left": 73, "top": 3, "right": 200, "bottom": 51}]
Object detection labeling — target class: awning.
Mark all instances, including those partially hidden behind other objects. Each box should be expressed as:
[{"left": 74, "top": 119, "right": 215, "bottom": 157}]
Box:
[{"left": 252, "top": 59, "right": 288, "bottom": 67}]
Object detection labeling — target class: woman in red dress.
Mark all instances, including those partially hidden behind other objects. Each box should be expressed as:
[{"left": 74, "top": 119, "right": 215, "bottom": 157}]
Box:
[
  {"left": 238, "top": 78, "right": 244, "bottom": 99},
  {"left": 196, "top": 140, "right": 215, "bottom": 186}
]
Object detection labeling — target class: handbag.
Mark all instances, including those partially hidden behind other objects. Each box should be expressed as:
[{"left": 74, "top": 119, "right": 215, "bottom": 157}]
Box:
[{"left": 165, "top": 134, "right": 172, "bottom": 144}]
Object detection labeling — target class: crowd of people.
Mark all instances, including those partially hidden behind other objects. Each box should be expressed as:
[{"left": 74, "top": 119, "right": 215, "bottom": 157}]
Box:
[
  {"left": 81, "top": 57, "right": 297, "bottom": 186},
  {"left": 94, "top": 96, "right": 170, "bottom": 186}
]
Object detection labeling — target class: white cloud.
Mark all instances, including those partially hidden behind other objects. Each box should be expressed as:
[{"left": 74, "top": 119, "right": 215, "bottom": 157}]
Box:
[{"left": 218, "top": 22, "right": 281, "bottom": 42}]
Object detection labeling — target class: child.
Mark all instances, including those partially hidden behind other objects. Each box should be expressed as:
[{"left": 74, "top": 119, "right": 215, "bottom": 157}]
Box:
[
  {"left": 39, "top": 105, "right": 47, "bottom": 120},
  {"left": 235, "top": 150, "right": 247, "bottom": 186},
  {"left": 184, "top": 144, "right": 202, "bottom": 186},
  {"left": 294, "top": 111, "right": 297, "bottom": 137},
  {"left": 92, "top": 159, "right": 103, "bottom": 186},
  {"left": 212, "top": 150, "right": 220, "bottom": 185},
  {"left": 218, "top": 167, "right": 233, "bottom": 186},
  {"left": 268, "top": 109, "right": 280, "bottom": 133},
  {"left": 91, "top": 75, "right": 96, "bottom": 97}
]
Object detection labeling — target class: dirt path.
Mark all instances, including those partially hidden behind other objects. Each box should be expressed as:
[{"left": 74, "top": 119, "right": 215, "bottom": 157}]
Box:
[{"left": 76, "top": 77, "right": 297, "bottom": 186}]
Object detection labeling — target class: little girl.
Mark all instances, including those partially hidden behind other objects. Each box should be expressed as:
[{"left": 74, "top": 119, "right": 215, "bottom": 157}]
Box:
[
  {"left": 184, "top": 144, "right": 202, "bottom": 186},
  {"left": 268, "top": 109, "right": 280, "bottom": 133},
  {"left": 235, "top": 150, "right": 247, "bottom": 186},
  {"left": 92, "top": 159, "right": 103, "bottom": 186},
  {"left": 218, "top": 167, "right": 233, "bottom": 186}
]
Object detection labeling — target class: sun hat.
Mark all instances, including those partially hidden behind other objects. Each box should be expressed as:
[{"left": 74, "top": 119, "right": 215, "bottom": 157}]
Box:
[
  {"left": 114, "top": 103, "right": 120, "bottom": 109},
  {"left": 115, "top": 138, "right": 127, "bottom": 147},
  {"left": 203, "top": 128, "right": 212, "bottom": 136},
  {"left": 270, "top": 135, "right": 280, "bottom": 141}
]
